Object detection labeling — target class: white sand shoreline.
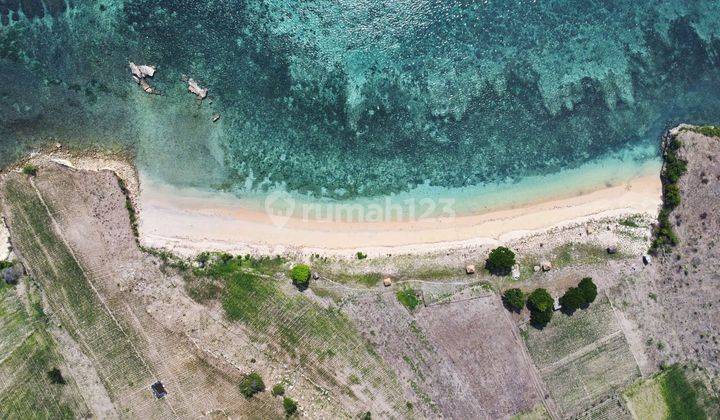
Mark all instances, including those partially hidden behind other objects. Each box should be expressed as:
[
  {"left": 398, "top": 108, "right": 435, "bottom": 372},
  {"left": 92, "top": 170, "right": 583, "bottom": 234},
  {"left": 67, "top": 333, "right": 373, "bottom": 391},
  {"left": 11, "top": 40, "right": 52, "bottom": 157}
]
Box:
[
  {"left": 14, "top": 148, "right": 662, "bottom": 258},
  {"left": 137, "top": 173, "right": 662, "bottom": 258}
]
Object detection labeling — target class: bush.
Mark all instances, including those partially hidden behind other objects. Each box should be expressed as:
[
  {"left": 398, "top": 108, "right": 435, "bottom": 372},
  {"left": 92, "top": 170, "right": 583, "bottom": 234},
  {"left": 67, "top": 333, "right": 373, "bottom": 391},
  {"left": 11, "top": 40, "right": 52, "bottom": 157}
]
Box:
[
  {"left": 527, "top": 288, "right": 554, "bottom": 328},
  {"left": 502, "top": 288, "right": 525, "bottom": 312},
  {"left": 239, "top": 372, "right": 265, "bottom": 398},
  {"left": 48, "top": 368, "right": 66, "bottom": 385},
  {"left": 663, "top": 184, "right": 681, "bottom": 208},
  {"left": 578, "top": 277, "right": 597, "bottom": 304},
  {"left": 485, "top": 246, "right": 516, "bottom": 275},
  {"left": 559, "top": 287, "right": 584, "bottom": 313},
  {"left": 272, "top": 383, "right": 285, "bottom": 396},
  {"left": 356, "top": 251, "right": 367, "bottom": 260},
  {"left": 290, "top": 264, "right": 311, "bottom": 289},
  {"left": 283, "top": 397, "right": 298, "bottom": 417},
  {"left": 22, "top": 164, "right": 38, "bottom": 176}
]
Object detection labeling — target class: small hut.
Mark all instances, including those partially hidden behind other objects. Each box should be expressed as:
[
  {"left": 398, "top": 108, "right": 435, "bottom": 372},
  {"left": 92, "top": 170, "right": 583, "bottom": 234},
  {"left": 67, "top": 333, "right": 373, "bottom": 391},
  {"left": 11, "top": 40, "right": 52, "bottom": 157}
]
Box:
[{"left": 151, "top": 381, "right": 167, "bottom": 399}]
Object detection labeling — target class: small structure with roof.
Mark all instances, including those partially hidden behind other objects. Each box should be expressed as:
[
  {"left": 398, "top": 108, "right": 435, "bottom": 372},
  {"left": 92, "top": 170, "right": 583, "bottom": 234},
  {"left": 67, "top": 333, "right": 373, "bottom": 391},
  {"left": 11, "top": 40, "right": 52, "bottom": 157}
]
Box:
[{"left": 151, "top": 381, "right": 167, "bottom": 399}]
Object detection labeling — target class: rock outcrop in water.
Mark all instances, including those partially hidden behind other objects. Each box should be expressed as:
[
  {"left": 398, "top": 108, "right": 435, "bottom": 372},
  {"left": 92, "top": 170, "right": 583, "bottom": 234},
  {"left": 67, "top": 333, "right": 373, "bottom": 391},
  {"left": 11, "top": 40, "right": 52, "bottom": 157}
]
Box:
[
  {"left": 187, "top": 78, "right": 208, "bottom": 100},
  {"left": 129, "top": 62, "right": 157, "bottom": 94}
]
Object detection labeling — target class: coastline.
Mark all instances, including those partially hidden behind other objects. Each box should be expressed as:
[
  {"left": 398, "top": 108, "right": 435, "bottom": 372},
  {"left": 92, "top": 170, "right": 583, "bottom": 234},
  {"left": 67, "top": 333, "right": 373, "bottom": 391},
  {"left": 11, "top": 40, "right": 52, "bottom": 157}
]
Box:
[
  {"left": 8, "top": 147, "right": 662, "bottom": 258},
  {"left": 137, "top": 172, "right": 661, "bottom": 257}
]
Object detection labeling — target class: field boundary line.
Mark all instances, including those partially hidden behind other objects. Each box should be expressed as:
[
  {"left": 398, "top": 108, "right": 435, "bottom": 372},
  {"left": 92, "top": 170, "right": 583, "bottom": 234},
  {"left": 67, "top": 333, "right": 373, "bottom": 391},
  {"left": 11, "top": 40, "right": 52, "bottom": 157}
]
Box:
[{"left": 539, "top": 329, "right": 623, "bottom": 374}]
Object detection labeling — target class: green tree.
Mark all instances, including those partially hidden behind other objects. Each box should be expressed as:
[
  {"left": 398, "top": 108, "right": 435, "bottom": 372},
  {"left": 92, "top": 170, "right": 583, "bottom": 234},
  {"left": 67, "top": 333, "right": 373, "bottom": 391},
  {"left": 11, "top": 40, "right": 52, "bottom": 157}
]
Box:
[
  {"left": 502, "top": 288, "right": 525, "bottom": 312},
  {"left": 527, "top": 288, "right": 554, "bottom": 328},
  {"left": 283, "top": 397, "right": 298, "bottom": 417},
  {"left": 578, "top": 277, "right": 597, "bottom": 305},
  {"left": 559, "top": 287, "right": 584, "bottom": 313},
  {"left": 530, "top": 308, "right": 553, "bottom": 328},
  {"left": 239, "top": 372, "right": 265, "bottom": 398},
  {"left": 290, "top": 264, "right": 311, "bottom": 289},
  {"left": 527, "top": 288, "right": 553, "bottom": 312},
  {"left": 485, "top": 246, "right": 516, "bottom": 275}
]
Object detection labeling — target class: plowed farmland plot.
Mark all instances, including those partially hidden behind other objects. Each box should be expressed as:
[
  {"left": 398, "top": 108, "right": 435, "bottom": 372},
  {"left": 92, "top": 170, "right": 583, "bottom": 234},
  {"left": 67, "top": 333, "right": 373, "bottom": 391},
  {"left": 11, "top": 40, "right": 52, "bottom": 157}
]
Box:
[{"left": 524, "top": 297, "right": 640, "bottom": 417}]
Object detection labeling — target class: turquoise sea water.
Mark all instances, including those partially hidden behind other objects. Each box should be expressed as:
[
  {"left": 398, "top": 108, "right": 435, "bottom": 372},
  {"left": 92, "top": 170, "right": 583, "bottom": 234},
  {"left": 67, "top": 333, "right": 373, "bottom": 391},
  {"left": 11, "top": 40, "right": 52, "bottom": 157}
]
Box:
[{"left": 1, "top": 1, "right": 719, "bottom": 207}]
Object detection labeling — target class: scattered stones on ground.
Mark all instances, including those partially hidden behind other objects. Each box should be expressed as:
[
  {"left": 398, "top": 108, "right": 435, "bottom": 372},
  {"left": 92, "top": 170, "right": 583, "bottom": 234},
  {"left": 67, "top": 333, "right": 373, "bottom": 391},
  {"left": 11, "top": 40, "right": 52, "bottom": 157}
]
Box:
[
  {"left": 212, "top": 114, "right": 220, "bottom": 122},
  {"left": 383, "top": 278, "right": 392, "bottom": 287},
  {"left": 533, "top": 265, "right": 541, "bottom": 272},
  {"left": 607, "top": 245, "right": 617, "bottom": 254},
  {"left": 311, "top": 272, "right": 319, "bottom": 280},
  {"left": 540, "top": 260, "right": 552, "bottom": 271},
  {"left": 585, "top": 224, "right": 595, "bottom": 235},
  {"left": 465, "top": 265, "right": 475, "bottom": 275},
  {"left": 511, "top": 264, "right": 520, "bottom": 279},
  {"left": 642, "top": 254, "right": 651, "bottom": 265}
]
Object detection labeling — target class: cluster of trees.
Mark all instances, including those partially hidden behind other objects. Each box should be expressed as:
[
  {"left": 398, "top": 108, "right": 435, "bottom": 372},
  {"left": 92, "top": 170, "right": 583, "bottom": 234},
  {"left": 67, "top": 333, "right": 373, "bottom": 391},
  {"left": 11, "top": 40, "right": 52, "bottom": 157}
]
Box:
[
  {"left": 502, "top": 277, "right": 598, "bottom": 328},
  {"left": 558, "top": 277, "right": 597, "bottom": 314},
  {"left": 485, "top": 246, "right": 516, "bottom": 276},
  {"left": 651, "top": 135, "right": 687, "bottom": 252},
  {"left": 240, "top": 373, "right": 298, "bottom": 417}
]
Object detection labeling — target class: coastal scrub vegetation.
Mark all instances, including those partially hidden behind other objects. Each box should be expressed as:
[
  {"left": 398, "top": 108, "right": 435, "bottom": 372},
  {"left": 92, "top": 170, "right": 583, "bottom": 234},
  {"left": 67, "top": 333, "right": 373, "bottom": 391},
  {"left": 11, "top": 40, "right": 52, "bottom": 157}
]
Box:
[
  {"left": 684, "top": 125, "right": 720, "bottom": 138},
  {"left": 356, "top": 251, "right": 367, "bottom": 260},
  {"left": 527, "top": 288, "right": 554, "bottom": 328},
  {"left": 650, "top": 135, "right": 687, "bottom": 253},
  {"left": 117, "top": 177, "right": 139, "bottom": 239},
  {"left": 502, "top": 288, "right": 525, "bottom": 312},
  {"left": 290, "top": 264, "right": 311, "bottom": 289},
  {"left": 485, "top": 246, "right": 516, "bottom": 276},
  {"left": 21, "top": 164, "right": 38, "bottom": 176},
  {"left": 239, "top": 372, "right": 265, "bottom": 398}
]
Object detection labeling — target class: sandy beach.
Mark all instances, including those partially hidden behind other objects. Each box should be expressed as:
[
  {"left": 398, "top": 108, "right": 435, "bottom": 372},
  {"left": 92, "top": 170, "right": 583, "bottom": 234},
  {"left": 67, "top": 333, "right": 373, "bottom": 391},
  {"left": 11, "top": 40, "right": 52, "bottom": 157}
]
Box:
[{"left": 137, "top": 172, "right": 662, "bottom": 257}]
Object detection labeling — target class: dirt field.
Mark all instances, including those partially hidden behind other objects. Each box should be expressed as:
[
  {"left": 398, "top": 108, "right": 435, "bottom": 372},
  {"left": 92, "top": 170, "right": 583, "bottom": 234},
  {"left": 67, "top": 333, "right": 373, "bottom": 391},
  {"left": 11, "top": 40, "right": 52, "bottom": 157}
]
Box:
[{"left": 342, "top": 285, "right": 548, "bottom": 419}]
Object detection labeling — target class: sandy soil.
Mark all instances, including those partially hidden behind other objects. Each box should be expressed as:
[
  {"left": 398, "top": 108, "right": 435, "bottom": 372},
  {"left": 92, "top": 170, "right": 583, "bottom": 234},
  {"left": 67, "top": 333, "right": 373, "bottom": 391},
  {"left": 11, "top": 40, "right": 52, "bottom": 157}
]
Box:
[{"left": 137, "top": 173, "right": 661, "bottom": 258}]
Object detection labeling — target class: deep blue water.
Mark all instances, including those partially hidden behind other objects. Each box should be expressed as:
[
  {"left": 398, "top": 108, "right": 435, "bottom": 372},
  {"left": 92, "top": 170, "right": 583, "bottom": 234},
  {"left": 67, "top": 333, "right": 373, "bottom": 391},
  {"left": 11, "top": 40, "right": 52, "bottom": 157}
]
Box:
[{"left": 1, "top": 0, "right": 719, "bottom": 199}]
